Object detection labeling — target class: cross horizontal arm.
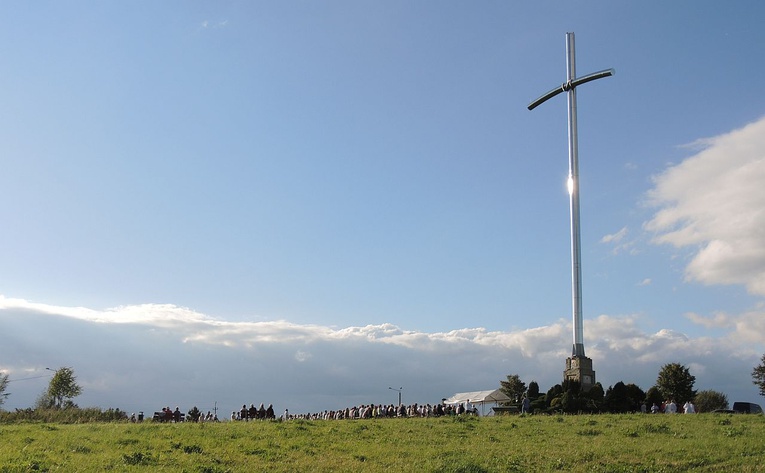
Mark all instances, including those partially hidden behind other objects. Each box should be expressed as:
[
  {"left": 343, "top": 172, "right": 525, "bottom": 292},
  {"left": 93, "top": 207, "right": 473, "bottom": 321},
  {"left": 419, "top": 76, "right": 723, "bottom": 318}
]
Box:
[
  {"left": 569, "top": 68, "right": 615, "bottom": 90},
  {"left": 527, "top": 68, "right": 615, "bottom": 111},
  {"left": 527, "top": 85, "right": 566, "bottom": 111}
]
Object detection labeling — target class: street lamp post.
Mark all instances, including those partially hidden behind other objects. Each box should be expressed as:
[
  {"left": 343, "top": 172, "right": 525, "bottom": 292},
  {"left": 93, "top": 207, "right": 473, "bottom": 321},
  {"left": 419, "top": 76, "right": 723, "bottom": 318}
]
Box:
[
  {"left": 388, "top": 386, "right": 402, "bottom": 406},
  {"left": 528, "top": 32, "right": 613, "bottom": 390}
]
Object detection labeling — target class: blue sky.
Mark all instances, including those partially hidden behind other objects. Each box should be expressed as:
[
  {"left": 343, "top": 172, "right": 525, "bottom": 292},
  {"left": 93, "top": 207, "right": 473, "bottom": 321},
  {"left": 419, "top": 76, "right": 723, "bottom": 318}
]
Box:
[{"left": 2, "top": 1, "right": 765, "bottom": 414}]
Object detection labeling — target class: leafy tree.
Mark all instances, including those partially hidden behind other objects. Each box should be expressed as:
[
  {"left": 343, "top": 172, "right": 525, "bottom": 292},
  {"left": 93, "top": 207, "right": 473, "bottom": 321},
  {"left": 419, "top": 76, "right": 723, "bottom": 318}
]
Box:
[
  {"left": 586, "top": 382, "right": 605, "bottom": 407},
  {"left": 527, "top": 381, "right": 540, "bottom": 399},
  {"left": 605, "top": 382, "right": 645, "bottom": 412},
  {"left": 499, "top": 374, "right": 526, "bottom": 403},
  {"left": 545, "top": 384, "right": 563, "bottom": 408},
  {"left": 656, "top": 363, "right": 696, "bottom": 406},
  {"left": 47, "top": 367, "right": 83, "bottom": 409},
  {"left": 624, "top": 383, "right": 646, "bottom": 412},
  {"left": 530, "top": 396, "right": 547, "bottom": 413},
  {"left": 559, "top": 379, "right": 597, "bottom": 413},
  {"left": 694, "top": 389, "right": 729, "bottom": 413},
  {"left": 604, "top": 382, "right": 630, "bottom": 413},
  {"left": 580, "top": 382, "right": 604, "bottom": 412},
  {"left": 0, "top": 373, "right": 9, "bottom": 408},
  {"left": 752, "top": 353, "right": 765, "bottom": 397},
  {"left": 34, "top": 391, "right": 55, "bottom": 410},
  {"left": 645, "top": 386, "right": 663, "bottom": 407},
  {"left": 561, "top": 390, "right": 587, "bottom": 413}
]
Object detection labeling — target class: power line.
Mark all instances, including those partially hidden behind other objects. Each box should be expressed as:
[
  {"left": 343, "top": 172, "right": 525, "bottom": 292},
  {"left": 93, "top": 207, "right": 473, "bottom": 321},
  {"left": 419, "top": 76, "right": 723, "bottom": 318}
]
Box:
[{"left": 6, "top": 375, "right": 51, "bottom": 383}]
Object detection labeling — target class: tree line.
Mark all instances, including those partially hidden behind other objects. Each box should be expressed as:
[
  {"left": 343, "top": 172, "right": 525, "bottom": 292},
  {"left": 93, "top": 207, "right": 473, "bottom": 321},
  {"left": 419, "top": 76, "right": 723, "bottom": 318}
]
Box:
[{"left": 499, "top": 359, "right": 765, "bottom": 414}]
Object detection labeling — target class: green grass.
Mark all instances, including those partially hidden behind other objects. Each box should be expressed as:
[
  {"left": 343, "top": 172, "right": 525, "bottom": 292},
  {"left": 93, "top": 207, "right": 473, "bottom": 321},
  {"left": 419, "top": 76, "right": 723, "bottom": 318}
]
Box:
[{"left": 1, "top": 414, "right": 764, "bottom": 472}]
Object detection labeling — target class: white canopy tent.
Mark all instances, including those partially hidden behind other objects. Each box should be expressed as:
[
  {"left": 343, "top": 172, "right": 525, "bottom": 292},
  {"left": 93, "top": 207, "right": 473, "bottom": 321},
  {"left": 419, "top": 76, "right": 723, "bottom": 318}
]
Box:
[{"left": 443, "top": 389, "right": 511, "bottom": 416}]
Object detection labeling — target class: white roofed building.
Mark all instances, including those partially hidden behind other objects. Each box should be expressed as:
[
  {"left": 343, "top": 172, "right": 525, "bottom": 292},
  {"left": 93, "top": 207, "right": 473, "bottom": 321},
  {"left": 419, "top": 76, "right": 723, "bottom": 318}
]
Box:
[{"left": 443, "top": 389, "right": 511, "bottom": 416}]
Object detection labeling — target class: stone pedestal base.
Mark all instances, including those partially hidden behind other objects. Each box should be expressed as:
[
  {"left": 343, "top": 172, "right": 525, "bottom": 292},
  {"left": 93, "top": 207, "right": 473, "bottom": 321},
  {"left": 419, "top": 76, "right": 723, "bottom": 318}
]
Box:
[{"left": 564, "top": 356, "right": 596, "bottom": 391}]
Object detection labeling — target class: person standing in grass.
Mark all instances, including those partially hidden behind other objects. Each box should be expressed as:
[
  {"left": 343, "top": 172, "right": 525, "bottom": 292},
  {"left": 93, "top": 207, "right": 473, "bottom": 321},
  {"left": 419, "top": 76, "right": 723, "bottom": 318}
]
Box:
[{"left": 683, "top": 401, "right": 695, "bottom": 414}]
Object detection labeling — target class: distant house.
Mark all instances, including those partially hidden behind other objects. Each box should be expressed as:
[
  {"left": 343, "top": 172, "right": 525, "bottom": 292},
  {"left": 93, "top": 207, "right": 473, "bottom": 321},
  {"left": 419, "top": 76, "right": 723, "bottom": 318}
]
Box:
[{"left": 443, "top": 389, "right": 511, "bottom": 416}]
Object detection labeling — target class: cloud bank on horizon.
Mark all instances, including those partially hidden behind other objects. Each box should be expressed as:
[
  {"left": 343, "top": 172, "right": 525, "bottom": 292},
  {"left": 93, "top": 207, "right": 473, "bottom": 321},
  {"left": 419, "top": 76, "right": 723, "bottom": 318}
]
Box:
[
  {"left": 3, "top": 116, "right": 765, "bottom": 415},
  {"left": 0, "top": 292, "right": 762, "bottom": 415}
]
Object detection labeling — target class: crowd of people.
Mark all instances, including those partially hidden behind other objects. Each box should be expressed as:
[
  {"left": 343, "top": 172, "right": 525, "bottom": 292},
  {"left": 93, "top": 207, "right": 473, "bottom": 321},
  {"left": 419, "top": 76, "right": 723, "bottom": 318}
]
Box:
[
  {"left": 645, "top": 399, "right": 696, "bottom": 414},
  {"left": 134, "top": 406, "right": 221, "bottom": 422},
  {"left": 134, "top": 401, "right": 479, "bottom": 423},
  {"left": 232, "top": 403, "right": 276, "bottom": 421},
  {"left": 284, "top": 402, "right": 477, "bottom": 421}
]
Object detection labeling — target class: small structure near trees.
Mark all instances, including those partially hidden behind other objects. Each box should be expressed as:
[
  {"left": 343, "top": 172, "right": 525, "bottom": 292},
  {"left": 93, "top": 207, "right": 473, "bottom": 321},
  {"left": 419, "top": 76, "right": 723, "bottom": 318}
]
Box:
[{"left": 442, "top": 389, "right": 511, "bottom": 416}]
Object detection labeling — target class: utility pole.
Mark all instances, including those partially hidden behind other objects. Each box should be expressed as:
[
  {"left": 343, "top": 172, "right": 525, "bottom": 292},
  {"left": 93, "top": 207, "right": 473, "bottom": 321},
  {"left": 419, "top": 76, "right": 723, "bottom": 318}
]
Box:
[{"left": 389, "top": 386, "right": 402, "bottom": 405}]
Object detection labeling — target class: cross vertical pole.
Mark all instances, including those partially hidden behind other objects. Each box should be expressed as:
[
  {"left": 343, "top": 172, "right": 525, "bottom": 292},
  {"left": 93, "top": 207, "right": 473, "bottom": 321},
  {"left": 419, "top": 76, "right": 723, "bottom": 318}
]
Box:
[
  {"left": 566, "top": 32, "right": 585, "bottom": 358},
  {"left": 527, "top": 33, "right": 614, "bottom": 359}
]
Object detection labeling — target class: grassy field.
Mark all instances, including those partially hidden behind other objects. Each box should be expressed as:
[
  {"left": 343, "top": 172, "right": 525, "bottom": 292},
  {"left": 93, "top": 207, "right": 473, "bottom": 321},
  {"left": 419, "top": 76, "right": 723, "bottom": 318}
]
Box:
[{"left": 1, "top": 414, "right": 764, "bottom": 472}]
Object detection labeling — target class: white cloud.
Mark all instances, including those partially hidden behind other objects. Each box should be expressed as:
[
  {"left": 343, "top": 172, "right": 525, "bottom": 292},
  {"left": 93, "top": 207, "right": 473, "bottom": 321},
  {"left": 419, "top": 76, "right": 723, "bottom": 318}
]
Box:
[
  {"left": 601, "top": 227, "right": 628, "bottom": 244},
  {"left": 200, "top": 20, "right": 228, "bottom": 30},
  {"left": 638, "top": 278, "right": 652, "bottom": 286},
  {"left": 294, "top": 350, "right": 312, "bottom": 362},
  {"left": 0, "top": 297, "right": 762, "bottom": 415},
  {"left": 645, "top": 116, "right": 765, "bottom": 295},
  {"left": 600, "top": 227, "right": 637, "bottom": 255},
  {"left": 685, "top": 308, "right": 765, "bottom": 344}
]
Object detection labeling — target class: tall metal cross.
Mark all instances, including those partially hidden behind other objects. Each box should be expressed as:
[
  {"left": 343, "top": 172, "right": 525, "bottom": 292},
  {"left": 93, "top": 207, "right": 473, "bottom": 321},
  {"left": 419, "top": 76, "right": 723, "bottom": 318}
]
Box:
[{"left": 528, "top": 32, "right": 614, "bottom": 358}]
